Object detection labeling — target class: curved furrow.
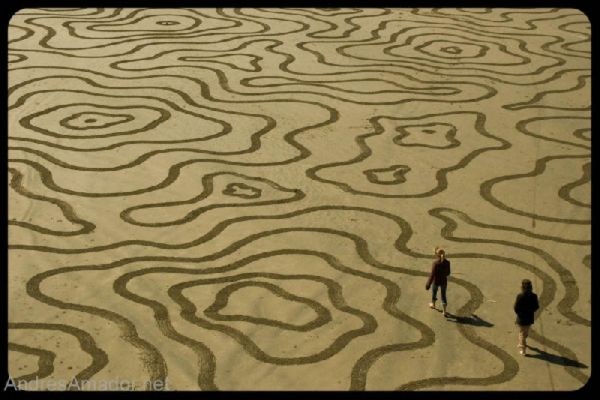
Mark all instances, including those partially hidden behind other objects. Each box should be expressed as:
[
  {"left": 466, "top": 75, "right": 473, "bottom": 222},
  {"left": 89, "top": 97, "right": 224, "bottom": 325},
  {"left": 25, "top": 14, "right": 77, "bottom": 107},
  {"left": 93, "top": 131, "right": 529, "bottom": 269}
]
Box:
[
  {"left": 9, "top": 322, "right": 109, "bottom": 382},
  {"left": 8, "top": 342, "right": 56, "bottom": 381},
  {"left": 23, "top": 274, "right": 168, "bottom": 387},
  {"left": 306, "top": 111, "right": 509, "bottom": 198},
  {"left": 8, "top": 8, "right": 590, "bottom": 391},
  {"left": 29, "top": 208, "right": 545, "bottom": 390},
  {"left": 8, "top": 167, "right": 96, "bottom": 236},
  {"left": 429, "top": 208, "right": 589, "bottom": 327},
  {"left": 480, "top": 154, "right": 591, "bottom": 225}
]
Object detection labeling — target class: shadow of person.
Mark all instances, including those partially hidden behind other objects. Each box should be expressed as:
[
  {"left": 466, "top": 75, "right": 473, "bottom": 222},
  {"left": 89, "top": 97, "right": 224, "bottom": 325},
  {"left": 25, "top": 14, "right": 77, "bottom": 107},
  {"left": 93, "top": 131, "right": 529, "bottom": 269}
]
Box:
[
  {"left": 525, "top": 346, "right": 588, "bottom": 368},
  {"left": 444, "top": 313, "right": 494, "bottom": 327}
]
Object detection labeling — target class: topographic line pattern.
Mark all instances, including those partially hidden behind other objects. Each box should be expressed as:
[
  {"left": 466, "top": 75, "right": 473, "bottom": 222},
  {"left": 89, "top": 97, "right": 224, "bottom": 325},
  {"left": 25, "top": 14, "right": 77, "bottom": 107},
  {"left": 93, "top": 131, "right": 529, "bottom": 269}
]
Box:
[{"left": 8, "top": 8, "right": 590, "bottom": 391}]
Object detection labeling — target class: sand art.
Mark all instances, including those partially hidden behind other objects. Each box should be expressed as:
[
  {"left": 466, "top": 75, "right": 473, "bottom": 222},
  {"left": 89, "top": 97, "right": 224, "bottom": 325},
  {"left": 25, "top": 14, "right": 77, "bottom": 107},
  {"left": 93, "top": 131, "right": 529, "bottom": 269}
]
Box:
[{"left": 8, "top": 8, "right": 590, "bottom": 390}]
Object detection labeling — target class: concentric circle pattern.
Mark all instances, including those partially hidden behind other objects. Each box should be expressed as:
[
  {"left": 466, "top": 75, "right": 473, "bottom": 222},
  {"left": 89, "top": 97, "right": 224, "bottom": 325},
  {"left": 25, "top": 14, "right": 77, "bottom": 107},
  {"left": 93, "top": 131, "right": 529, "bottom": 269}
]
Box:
[
  {"left": 8, "top": 7, "right": 590, "bottom": 391},
  {"left": 23, "top": 103, "right": 168, "bottom": 138}
]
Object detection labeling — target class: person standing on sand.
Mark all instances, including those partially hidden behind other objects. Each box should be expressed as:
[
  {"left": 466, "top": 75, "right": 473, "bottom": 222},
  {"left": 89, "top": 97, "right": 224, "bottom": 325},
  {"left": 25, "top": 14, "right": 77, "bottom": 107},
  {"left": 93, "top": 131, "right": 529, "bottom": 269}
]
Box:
[
  {"left": 514, "top": 279, "right": 540, "bottom": 355},
  {"left": 425, "top": 247, "right": 451, "bottom": 316}
]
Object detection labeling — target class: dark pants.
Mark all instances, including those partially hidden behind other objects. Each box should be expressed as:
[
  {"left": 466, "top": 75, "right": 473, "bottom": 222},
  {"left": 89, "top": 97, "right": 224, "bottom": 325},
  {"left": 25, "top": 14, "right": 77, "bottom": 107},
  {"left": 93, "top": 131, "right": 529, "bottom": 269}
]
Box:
[{"left": 432, "top": 283, "right": 447, "bottom": 305}]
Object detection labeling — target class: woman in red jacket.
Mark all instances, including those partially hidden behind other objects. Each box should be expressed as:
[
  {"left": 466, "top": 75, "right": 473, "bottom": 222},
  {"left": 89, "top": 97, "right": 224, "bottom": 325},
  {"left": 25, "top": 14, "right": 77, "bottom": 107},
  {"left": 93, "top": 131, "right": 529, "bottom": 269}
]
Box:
[{"left": 426, "top": 247, "right": 451, "bottom": 316}]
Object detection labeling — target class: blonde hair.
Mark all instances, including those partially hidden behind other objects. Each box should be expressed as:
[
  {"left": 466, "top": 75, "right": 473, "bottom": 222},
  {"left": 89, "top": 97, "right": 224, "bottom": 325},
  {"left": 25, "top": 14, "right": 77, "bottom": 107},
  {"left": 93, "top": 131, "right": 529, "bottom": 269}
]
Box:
[{"left": 435, "top": 247, "right": 446, "bottom": 260}]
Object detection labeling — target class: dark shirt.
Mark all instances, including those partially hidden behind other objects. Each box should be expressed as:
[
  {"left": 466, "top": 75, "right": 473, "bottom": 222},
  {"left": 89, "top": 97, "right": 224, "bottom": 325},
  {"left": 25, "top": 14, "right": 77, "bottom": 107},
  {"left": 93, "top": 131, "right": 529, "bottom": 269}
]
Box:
[
  {"left": 426, "top": 258, "right": 451, "bottom": 287},
  {"left": 514, "top": 291, "right": 539, "bottom": 326}
]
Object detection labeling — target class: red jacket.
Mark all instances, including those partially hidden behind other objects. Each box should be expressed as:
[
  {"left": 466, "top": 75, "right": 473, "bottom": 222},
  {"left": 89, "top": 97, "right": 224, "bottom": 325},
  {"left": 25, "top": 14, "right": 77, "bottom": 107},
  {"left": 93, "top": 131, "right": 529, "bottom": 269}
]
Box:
[{"left": 426, "top": 258, "right": 451, "bottom": 288}]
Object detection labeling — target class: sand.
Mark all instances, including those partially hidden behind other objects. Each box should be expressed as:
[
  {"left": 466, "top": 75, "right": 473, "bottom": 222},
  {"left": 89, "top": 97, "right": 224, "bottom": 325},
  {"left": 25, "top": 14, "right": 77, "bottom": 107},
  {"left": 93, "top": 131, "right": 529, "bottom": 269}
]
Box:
[{"left": 8, "top": 8, "right": 590, "bottom": 391}]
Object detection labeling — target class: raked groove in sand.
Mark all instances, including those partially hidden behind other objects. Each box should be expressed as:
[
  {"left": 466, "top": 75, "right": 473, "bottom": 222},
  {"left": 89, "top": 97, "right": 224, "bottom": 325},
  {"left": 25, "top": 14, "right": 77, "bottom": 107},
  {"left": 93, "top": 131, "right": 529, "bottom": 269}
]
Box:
[{"left": 8, "top": 8, "right": 590, "bottom": 390}]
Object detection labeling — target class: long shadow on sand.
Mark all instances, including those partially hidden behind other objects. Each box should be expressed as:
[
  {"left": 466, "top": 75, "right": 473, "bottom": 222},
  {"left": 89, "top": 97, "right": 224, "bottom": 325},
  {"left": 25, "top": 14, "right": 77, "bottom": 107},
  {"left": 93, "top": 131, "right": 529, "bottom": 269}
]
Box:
[
  {"left": 526, "top": 346, "right": 588, "bottom": 368},
  {"left": 444, "top": 313, "right": 494, "bottom": 327}
]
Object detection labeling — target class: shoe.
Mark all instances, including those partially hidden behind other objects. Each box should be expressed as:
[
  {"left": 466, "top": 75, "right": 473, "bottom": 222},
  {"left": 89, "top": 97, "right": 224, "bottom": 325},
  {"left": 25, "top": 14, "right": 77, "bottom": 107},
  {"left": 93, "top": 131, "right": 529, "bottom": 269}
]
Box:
[
  {"left": 429, "top": 302, "right": 435, "bottom": 309},
  {"left": 519, "top": 349, "right": 526, "bottom": 356},
  {"left": 443, "top": 312, "right": 449, "bottom": 317}
]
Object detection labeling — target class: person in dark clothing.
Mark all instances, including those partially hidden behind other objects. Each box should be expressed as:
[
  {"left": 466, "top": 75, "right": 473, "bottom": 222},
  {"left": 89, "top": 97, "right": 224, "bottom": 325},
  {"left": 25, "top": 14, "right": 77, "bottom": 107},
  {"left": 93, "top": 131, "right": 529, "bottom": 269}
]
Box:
[
  {"left": 425, "top": 247, "right": 451, "bottom": 316},
  {"left": 514, "top": 279, "right": 540, "bottom": 355}
]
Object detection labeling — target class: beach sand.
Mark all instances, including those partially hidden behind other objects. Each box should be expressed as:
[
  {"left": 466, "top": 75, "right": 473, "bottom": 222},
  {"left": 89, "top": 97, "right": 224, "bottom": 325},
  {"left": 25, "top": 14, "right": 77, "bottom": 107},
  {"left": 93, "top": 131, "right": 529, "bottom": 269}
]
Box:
[{"left": 8, "top": 8, "right": 590, "bottom": 390}]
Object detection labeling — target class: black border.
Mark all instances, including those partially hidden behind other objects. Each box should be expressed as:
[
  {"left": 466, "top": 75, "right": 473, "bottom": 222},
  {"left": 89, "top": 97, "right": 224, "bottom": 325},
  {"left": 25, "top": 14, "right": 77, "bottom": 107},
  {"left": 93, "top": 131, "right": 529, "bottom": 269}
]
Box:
[{"left": 1, "top": 1, "right": 594, "bottom": 398}]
